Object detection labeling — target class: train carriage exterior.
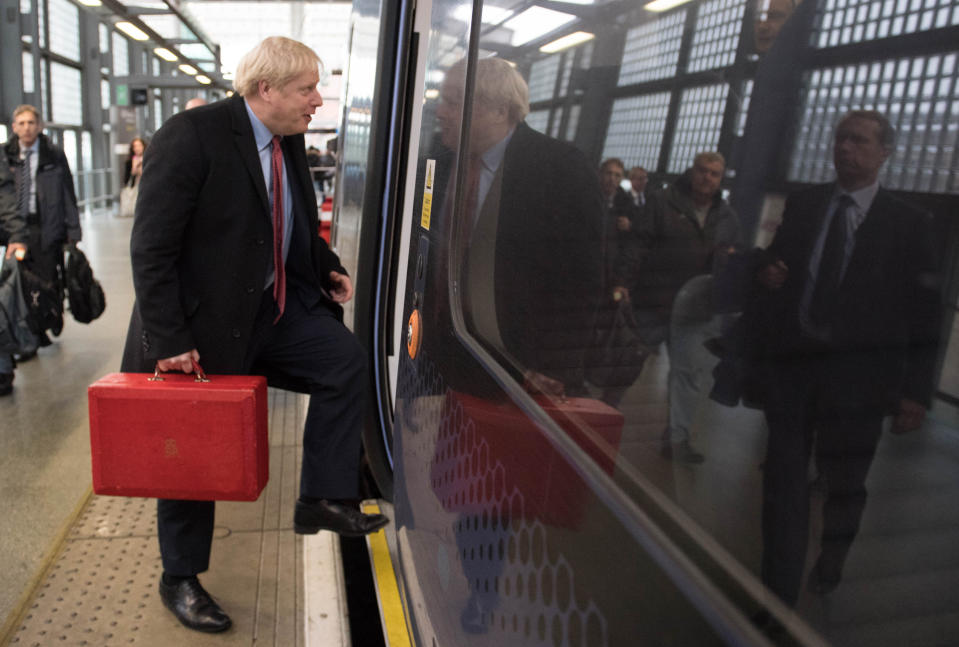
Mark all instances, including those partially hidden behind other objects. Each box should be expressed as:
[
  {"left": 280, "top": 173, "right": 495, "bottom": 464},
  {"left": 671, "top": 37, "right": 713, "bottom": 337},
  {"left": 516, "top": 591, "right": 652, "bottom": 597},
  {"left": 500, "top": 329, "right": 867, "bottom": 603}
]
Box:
[{"left": 333, "top": 0, "right": 959, "bottom": 645}]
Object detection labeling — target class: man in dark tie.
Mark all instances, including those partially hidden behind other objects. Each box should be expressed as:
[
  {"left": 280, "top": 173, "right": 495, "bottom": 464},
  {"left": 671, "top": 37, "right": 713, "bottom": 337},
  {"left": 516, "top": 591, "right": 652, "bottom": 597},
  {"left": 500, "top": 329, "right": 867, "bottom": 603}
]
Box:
[
  {"left": 751, "top": 110, "right": 941, "bottom": 605},
  {"left": 3, "top": 104, "right": 82, "bottom": 351},
  {"left": 628, "top": 166, "right": 649, "bottom": 209},
  {"left": 121, "top": 36, "right": 387, "bottom": 633}
]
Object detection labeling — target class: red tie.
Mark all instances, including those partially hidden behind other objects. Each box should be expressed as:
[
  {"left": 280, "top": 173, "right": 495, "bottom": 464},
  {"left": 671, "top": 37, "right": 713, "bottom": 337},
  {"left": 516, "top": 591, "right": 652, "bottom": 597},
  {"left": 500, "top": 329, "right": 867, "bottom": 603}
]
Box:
[{"left": 271, "top": 135, "right": 286, "bottom": 323}]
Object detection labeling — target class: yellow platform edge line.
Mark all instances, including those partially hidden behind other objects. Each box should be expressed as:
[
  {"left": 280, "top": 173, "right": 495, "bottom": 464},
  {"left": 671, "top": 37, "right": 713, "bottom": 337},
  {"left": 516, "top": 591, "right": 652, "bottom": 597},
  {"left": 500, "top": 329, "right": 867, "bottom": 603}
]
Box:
[
  {"left": 362, "top": 503, "right": 414, "bottom": 647},
  {"left": 0, "top": 484, "right": 94, "bottom": 646}
]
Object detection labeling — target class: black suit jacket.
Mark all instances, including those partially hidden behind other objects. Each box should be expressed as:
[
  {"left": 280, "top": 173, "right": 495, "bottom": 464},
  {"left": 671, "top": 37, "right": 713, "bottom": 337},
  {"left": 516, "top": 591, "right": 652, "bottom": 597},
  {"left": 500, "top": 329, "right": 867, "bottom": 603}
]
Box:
[
  {"left": 121, "top": 95, "right": 346, "bottom": 374},
  {"left": 421, "top": 122, "right": 605, "bottom": 388},
  {"left": 752, "top": 183, "right": 940, "bottom": 411}
]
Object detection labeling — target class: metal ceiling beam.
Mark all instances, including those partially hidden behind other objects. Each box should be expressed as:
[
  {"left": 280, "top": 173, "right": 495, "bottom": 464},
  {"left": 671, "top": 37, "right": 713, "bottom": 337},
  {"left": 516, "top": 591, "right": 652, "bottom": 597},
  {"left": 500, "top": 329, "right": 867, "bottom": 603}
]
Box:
[{"left": 95, "top": 0, "right": 229, "bottom": 90}]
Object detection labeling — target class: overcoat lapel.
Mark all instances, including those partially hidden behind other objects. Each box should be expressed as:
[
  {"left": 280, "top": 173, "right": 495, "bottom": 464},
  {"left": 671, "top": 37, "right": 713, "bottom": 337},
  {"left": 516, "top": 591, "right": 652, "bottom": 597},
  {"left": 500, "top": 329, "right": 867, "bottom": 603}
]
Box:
[
  {"left": 840, "top": 189, "right": 892, "bottom": 292},
  {"left": 229, "top": 96, "right": 270, "bottom": 214}
]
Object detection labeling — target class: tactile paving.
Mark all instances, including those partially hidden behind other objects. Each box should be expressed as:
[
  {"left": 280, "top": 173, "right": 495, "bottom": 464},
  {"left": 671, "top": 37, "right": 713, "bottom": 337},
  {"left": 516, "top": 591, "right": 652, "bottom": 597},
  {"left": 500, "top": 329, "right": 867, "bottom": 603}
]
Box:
[{"left": 8, "top": 388, "right": 309, "bottom": 646}]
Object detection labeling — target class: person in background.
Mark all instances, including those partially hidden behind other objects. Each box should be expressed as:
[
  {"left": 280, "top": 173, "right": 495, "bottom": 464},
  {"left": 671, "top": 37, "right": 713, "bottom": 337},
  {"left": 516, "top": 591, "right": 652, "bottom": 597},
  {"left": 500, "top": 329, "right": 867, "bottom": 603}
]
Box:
[
  {"left": 184, "top": 97, "right": 207, "bottom": 110},
  {"left": 628, "top": 166, "right": 650, "bottom": 210},
  {"left": 120, "top": 36, "right": 388, "bottom": 634},
  {"left": 123, "top": 137, "right": 148, "bottom": 188},
  {"left": 751, "top": 110, "right": 941, "bottom": 605},
  {"left": 620, "top": 152, "right": 741, "bottom": 462},
  {"left": 0, "top": 155, "right": 29, "bottom": 395},
  {"left": 3, "top": 104, "right": 82, "bottom": 354}
]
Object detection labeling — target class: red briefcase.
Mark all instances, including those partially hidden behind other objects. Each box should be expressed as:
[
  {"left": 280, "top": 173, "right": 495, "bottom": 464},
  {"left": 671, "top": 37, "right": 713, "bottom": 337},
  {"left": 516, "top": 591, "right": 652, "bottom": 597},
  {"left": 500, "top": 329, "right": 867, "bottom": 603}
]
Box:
[
  {"left": 88, "top": 364, "right": 269, "bottom": 501},
  {"left": 432, "top": 391, "right": 624, "bottom": 529}
]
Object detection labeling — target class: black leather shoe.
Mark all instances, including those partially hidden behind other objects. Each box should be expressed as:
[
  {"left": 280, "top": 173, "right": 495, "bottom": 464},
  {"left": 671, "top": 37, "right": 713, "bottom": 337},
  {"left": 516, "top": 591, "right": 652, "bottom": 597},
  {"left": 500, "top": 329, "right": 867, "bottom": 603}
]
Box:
[
  {"left": 294, "top": 499, "right": 389, "bottom": 536},
  {"left": 0, "top": 373, "right": 13, "bottom": 396},
  {"left": 158, "top": 576, "right": 232, "bottom": 633}
]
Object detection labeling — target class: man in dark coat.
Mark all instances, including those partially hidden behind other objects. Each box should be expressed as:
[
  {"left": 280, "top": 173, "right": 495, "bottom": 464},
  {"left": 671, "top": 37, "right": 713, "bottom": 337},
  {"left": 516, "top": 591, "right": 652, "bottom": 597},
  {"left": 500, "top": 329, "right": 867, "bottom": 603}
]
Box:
[
  {"left": 423, "top": 55, "right": 605, "bottom": 633},
  {"left": 4, "top": 104, "right": 82, "bottom": 347},
  {"left": 751, "top": 110, "right": 941, "bottom": 605},
  {"left": 0, "top": 155, "right": 29, "bottom": 394},
  {"left": 426, "top": 56, "right": 605, "bottom": 396},
  {"left": 616, "top": 153, "right": 742, "bottom": 458},
  {"left": 120, "top": 36, "right": 386, "bottom": 633}
]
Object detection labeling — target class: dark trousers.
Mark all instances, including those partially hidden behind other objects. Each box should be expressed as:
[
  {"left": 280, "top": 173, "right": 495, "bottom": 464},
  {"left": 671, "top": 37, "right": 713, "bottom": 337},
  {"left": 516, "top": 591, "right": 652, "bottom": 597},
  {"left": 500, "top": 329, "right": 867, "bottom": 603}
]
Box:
[
  {"left": 158, "top": 287, "right": 367, "bottom": 575},
  {"left": 760, "top": 355, "right": 883, "bottom": 606}
]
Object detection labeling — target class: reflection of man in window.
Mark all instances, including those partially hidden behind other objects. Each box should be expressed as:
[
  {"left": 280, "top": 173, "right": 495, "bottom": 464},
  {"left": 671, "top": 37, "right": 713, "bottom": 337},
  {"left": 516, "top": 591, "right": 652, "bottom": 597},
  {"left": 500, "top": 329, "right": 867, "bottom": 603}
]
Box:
[
  {"left": 753, "top": 0, "right": 797, "bottom": 54},
  {"left": 431, "top": 57, "right": 605, "bottom": 396},
  {"left": 751, "top": 111, "right": 941, "bottom": 605}
]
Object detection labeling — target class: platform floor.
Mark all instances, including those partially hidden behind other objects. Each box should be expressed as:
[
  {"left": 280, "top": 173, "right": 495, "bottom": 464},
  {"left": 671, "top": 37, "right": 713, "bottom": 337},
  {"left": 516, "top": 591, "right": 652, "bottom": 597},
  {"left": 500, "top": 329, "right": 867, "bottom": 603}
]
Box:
[{"left": 0, "top": 212, "right": 353, "bottom": 646}]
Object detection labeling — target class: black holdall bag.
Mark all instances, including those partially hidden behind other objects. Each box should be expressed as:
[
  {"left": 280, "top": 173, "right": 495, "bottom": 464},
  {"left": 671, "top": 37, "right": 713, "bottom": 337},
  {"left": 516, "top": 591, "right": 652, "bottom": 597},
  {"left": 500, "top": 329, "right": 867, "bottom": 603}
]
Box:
[
  {"left": 20, "top": 262, "right": 64, "bottom": 335},
  {"left": 586, "top": 298, "right": 650, "bottom": 388},
  {"left": 0, "top": 258, "right": 40, "bottom": 356},
  {"left": 65, "top": 247, "right": 105, "bottom": 324}
]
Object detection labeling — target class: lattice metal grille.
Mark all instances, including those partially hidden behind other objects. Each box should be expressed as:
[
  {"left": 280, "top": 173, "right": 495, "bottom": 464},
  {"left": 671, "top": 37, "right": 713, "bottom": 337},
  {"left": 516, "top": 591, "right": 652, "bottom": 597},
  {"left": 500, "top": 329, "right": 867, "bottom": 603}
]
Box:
[
  {"left": 789, "top": 52, "right": 959, "bottom": 193},
  {"left": 602, "top": 93, "right": 671, "bottom": 170},
  {"left": 816, "top": 0, "right": 959, "bottom": 49},
  {"left": 619, "top": 11, "right": 687, "bottom": 85},
  {"left": 687, "top": 0, "right": 747, "bottom": 73},
  {"left": 668, "top": 84, "right": 729, "bottom": 172},
  {"left": 528, "top": 56, "right": 560, "bottom": 103}
]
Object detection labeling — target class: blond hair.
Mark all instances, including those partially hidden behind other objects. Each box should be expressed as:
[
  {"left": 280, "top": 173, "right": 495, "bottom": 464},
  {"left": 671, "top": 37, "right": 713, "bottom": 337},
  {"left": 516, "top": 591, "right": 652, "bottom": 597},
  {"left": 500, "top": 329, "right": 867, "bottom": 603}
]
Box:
[
  {"left": 694, "top": 151, "right": 726, "bottom": 168},
  {"left": 12, "top": 104, "right": 41, "bottom": 124},
  {"left": 233, "top": 36, "right": 322, "bottom": 98},
  {"left": 448, "top": 57, "right": 530, "bottom": 125}
]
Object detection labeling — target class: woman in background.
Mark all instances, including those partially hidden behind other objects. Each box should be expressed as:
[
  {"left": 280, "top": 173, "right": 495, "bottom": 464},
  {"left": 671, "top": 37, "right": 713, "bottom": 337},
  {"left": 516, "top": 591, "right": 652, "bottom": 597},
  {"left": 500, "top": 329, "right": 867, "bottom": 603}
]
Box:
[
  {"left": 119, "top": 137, "right": 147, "bottom": 218},
  {"left": 123, "top": 137, "right": 147, "bottom": 188}
]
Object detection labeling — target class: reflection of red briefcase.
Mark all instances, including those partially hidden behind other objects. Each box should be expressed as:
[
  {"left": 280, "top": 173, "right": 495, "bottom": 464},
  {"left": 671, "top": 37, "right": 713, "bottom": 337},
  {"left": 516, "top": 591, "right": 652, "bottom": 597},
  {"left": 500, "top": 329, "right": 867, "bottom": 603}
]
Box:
[
  {"left": 433, "top": 391, "right": 623, "bottom": 528},
  {"left": 88, "top": 367, "right": 269, "bottom": 501}
]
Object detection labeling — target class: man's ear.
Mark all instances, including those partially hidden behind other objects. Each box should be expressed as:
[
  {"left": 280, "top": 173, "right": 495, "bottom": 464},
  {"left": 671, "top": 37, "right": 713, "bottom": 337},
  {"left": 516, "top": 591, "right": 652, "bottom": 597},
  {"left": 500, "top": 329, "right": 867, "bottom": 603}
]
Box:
[{"left": 257, "top": 79, "right": 273, "bottom": 101}]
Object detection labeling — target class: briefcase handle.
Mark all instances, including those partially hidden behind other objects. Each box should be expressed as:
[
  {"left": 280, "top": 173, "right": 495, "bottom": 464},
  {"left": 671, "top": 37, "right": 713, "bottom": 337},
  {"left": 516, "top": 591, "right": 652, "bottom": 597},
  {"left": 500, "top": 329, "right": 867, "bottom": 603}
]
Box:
[{"left": 148, "top": 359, "right": 210, "bottom": 383}]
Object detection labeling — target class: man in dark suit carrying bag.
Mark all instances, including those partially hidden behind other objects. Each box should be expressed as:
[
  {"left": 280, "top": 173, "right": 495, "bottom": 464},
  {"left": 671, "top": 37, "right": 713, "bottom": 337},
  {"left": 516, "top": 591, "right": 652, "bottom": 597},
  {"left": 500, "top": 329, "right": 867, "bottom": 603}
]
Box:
[
  {"left": 121, "top": 36, "right": 387, "bottom": 633},
  {"left": 751, "top": 110, "right": 941, "bottom": 606}
]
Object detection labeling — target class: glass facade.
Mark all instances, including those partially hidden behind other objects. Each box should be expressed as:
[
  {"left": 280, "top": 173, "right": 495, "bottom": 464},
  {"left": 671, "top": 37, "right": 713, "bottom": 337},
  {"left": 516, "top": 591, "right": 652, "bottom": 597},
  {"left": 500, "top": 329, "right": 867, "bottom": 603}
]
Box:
[
  {"left": 50, "top": 61, "right": 82, "bottom": 126},
  {"left": 47, "top": 0, "right": 80, "bottom": 62}
]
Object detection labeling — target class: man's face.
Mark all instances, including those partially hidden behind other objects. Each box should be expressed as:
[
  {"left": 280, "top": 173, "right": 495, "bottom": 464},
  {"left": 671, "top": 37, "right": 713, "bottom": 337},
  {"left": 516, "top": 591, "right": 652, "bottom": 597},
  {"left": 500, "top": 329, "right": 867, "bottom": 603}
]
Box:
[
  {"left": 261, "top": 67, "right": 323, "bottom": 135},
  {"left": 436, "top": 76, "right": 466, "bottom": 150},
  {"left": 629, "top": 168, "right": 648, "bottom": 193},
  {"left": 754, "top": 0, "right": 794, "bottom": 54},
  {"left": 12, "top": 110, "right": 41, "bottom": 148},
  {"left": 690, "top": 158, "right": 724, "bottom": 201},
  {"left": 833, "top": 116, "right": 889, "bottom": 189},
  {"left": 435, "top": 74, "right": 506, "bottom": 153},
  {"left": 599, "top": 164, "right": 624, "bottom": 197}
]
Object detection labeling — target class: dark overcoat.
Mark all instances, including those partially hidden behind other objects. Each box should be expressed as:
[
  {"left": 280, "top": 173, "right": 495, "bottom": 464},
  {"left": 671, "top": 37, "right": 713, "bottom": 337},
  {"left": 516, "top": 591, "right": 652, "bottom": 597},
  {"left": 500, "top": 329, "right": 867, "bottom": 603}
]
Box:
[
  {"left": 421, "top": 122, "right": 605, "bottom": 388},
  {"left": 750, "top": 184, "right": 941, "bottom": 412},
  {"left": 3, "top": 134, "right": 82, "bottom": 249},
  {"left": 121, "top": 95, "right": 346, "bottom": 374}
]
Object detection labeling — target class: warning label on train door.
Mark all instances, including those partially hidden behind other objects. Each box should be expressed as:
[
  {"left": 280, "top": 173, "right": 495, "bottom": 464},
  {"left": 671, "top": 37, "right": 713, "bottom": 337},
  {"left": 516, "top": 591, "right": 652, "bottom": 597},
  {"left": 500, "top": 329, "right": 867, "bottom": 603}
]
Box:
[{"left": 421, "top": 159, "right": 435, "bottom": 230}]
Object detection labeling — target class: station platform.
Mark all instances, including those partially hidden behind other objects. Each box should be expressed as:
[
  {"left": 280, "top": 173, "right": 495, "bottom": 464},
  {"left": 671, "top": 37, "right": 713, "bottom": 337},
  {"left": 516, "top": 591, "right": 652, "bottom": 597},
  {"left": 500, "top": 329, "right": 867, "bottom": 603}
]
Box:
[{"left": 0, "top": 211, "right": 401, "bottom": 646}]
